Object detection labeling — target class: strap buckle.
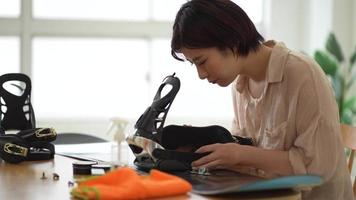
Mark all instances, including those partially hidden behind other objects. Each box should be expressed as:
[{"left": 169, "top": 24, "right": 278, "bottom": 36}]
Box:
[
  {"left": 35, "top": 128, "right": 57, "bottom": 138},
  {"left": 4, "top": 143, "right": 28, "bottom": 157}
]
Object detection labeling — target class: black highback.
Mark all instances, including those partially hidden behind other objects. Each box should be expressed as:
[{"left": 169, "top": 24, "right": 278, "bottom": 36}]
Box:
[{"left": 0, "top": 73, "right": 36, "bottom": 132}]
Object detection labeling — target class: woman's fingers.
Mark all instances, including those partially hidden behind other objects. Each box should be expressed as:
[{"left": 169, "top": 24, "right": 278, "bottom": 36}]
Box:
[
  {"left": 195, "top": 143, "right": 218, "bottom": 153},
  {"left": 193, "top": 143, "right": 241, "bottom": 168},
  {"left": 192, "top": 152, "right": 219, "bottom": 167},
  {"left": 198, "top": 160, "right": 221, "bottom": 169},
  {"left": 192, "top": 144, "right": 220, "bottom": 167}
]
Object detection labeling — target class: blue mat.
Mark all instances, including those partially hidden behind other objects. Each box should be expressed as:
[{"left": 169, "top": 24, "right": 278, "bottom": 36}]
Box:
[{"left": 189, "top": 173, "right": 323, "bottom": 195}]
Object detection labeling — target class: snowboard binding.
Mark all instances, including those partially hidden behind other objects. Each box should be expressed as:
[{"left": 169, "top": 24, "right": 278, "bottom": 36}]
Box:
[
  {"left": 0, "top": 73, "right": 56, "bottom": 163},
  {"left": 127, "top": 73, "right": 252, "bottom": 172}
]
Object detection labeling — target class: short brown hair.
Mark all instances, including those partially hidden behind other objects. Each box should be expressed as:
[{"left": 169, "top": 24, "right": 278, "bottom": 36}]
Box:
[{"left": 171, "top": 0, "right": 264, "bottom": 61}]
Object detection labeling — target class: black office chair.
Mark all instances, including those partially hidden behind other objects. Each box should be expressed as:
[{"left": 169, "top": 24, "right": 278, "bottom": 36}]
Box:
[{"left": 52, "top": 133, "right": 107, "bottom": 144}]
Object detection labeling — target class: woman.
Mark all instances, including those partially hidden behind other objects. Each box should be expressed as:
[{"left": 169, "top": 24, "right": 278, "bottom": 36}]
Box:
[{"left": 170, "top": 0, "right": 353, "bottom": 199}]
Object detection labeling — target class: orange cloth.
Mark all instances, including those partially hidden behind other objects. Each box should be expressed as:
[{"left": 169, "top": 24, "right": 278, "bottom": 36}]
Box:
[{"left": 71, "top": 167, "right": 192, "bottom": 200}]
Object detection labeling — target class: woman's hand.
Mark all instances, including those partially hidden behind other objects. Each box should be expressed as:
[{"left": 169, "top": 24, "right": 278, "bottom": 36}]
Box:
[
  {"left": 192, "top": 143, "right": 293, "bottom": 176},
  {"left": 191, "top": 143, "right": 245, "bottom": 169}
]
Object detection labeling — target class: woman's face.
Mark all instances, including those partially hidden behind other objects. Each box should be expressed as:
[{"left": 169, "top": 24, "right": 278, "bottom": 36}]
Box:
[{"left": 181, "top": 47, "right": 241, "bottom": 87}]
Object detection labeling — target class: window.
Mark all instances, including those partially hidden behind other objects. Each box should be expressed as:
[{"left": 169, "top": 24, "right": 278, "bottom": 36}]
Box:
[
  {"left": 1, "top": 0, "right": 266, "bottom": 135},
  {"left": 233, "top": 0, "right": 263, "bottom": 24},
  {"left": 151, "top": 39, "right": 234, "bottom": 120},
  {"left": 33, "top": 0, "right": 262, "bottom": 22},
  {"left": 32, "top": 38, "right": 234, "bottom": 120},
  {"left": 151, "top": 0, "right": 187, "bottom": 21},
  {"left": 0, "top": 37, "right": 20, "bottom": 74},
  {"left": 34, "top": 0, "right": 150, "bottom": 21},
  {"left": 0, "top": 0, "right": 20, "bottom": 17},
  {"left": 33, "top": 38, "right": 149, "bottom": 118},
  {"left": 34, "top": 0, "right": 186, "bottom": 21}
]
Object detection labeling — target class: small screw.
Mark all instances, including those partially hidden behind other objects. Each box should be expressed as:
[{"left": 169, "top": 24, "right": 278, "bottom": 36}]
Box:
[
  {"left": 68, "top": 181, "right": 74, "bottom": 187},
  {"left": 41, "top": 172, "right": 47, "bottom": 180},
  {"left": 52, "top": 173, "right": 59, "bottom": 180}
]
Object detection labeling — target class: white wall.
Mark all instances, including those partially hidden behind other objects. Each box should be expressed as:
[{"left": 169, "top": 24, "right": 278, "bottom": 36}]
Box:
[
  {"left": 306, "top": 0, "right": 333, "bottom": 54},
  {"left": 265, "top": 0, "right": 355, "bottom": 56},
  {"left": 354, "top": 1, "right": 356, "bottom": 47},
  {"left": 332, "top": 0, "right": 355, "bottom": 57},
  {"left": 265, "top": 0, "right": 306, "bottom": 51}
]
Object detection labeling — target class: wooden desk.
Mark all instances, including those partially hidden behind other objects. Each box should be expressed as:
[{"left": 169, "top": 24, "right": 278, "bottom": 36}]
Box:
[{"left": 0, "top": 150, "right": 301, "bottom": 200}]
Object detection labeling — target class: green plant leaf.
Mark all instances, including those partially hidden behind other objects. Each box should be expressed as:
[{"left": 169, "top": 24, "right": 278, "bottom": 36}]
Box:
[
  {"left": 343, "top": 96, "right": 356, "bottom": 111},
  {"left": 332, "top": 73, "right": 343, "bottom": 108},
  {"left": 326, "top": 33, "right": 344, "bottom": 62},
  {"left": 345, "top": 148, "right": 351, "bottom": 156},
  {"left": 347, "top": 75, "right": 356, "bottom": 90},
  {"left": 349, "top": 48, "right": 356, "bottom": 74},
  {"left": 313, "top": 32, "right": 356, "bottom": 125},
  {"left": 341, "top": 109, "right": 353, "bottom": 125},
  {"left": 351, "top": 49, "right": 356, "bottom": 67},
  {"left": 350, "top": 48, "right": 356, "bottom": 65},
  {"left": 349, "top": 102, "right": 356, "bottom": 125},
  {"left": 314, "top": 50, "right": 338, "bottom": 76}
]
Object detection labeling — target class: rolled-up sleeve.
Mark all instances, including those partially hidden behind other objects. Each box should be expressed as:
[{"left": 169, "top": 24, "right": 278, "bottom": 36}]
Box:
[
  {"left": 289, "top": 147, "right": 308, "bottom": 174},
  {"left": 289, "top": 72, "right": 339, "bottom": 182}
]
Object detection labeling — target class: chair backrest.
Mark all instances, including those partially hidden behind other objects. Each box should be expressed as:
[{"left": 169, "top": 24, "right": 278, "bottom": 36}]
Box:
[{"left": 340, "top": 123, "right": 356, "bottom": 196}]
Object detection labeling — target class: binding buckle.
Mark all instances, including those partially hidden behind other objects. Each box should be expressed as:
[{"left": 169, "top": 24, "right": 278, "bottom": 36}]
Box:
[
  {"left": 35, "top": 128, "right": 57, "bottom": 138},
  {"left": 4, "top": 143, "right": 28, "bottom": 157}
]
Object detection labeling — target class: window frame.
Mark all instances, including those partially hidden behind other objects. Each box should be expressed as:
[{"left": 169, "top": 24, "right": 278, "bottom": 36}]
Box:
[{"left": 0, "top": 0, "right": 266, "bottom": 137}]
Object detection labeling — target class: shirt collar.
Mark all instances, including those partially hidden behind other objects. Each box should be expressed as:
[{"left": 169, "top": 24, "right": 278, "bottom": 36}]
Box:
[
  {"left": 266, "top": 40, "right": 291, "bottom": 83},
  {"left": 234, "top": 40, "right": 291, "bottom": 93}
]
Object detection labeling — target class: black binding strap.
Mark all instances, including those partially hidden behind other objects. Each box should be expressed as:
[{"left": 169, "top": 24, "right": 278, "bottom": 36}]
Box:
[
  {"left": 0, "top": 73, "right": 35, "bottom": 132},
  {"left": 17, "top": 128, "right": 57, "bottom": 143},
  {"left": 160, "top": 125, "right": 236, "bottom": 150},
  {"left": 0, "top": 134, "right": 29, "bottom": 163},
  {"left": 27, "top": 141, "right": 55, "bottom": 161},
  {"left": 0, "top": 134, "right": 55, "bottom": 163}
]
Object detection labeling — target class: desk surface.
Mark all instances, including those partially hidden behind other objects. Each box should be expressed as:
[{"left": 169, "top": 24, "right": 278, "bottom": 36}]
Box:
[{"left": 0, "top": 143, "right": 301, "bottom": 200}]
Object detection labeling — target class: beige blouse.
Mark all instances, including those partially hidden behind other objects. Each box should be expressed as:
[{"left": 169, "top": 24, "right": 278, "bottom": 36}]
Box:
[{"left": 231, "top": 41, "right": 353, "bottom": 200}]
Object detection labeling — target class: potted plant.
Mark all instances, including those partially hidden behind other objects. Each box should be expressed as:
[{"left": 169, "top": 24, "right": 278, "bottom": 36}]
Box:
[{"left": 314, "top": 33, "right": 356, "bottom": 124}]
